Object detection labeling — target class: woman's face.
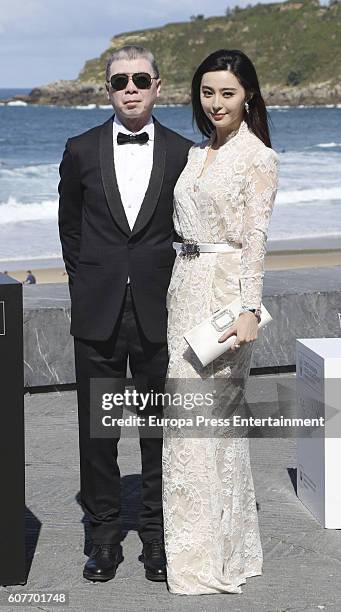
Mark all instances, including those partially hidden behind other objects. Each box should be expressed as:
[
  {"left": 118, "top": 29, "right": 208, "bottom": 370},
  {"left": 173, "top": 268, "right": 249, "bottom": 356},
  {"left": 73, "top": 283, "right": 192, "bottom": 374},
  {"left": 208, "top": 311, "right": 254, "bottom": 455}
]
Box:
[{"left": 200, "top": 70, "right": 247, "bottom": 133}]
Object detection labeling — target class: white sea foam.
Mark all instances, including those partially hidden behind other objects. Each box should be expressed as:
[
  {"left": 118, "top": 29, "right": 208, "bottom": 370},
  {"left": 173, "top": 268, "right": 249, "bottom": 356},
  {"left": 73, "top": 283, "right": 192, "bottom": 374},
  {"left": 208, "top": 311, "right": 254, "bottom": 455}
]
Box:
[
  {"left": 269, "top": 104, "right": 341, "bottom": 109},
  {"left": 0, "top": 253, "right": 62, "bottom": 263},
  {"left": 0, "top": 163, "right": 58, "bottom": 178},
  {"left": 0, "top": 187, "right": 339, "bottom": 228},
  {"left": 0, "top": 197, "right": 58, "bottom": 224},
  {"left": 269, "top": 230, "right": 341, "bottom": 241},
  {"left": 316, "top": 142, "right": 341, "bottom": 148},
  {"left": 74, "top": 104, "right": 97, "bottom": 109},
  {"left": 277, "top": 186, "right": 341, "bottom": 205},
  {"left": 7, "top": 100, "right": 27, "bottom": 106},
  {"left": 155, "top": 104, "right": 185, "bottom": 108},
  {"left": 268, "top": 105, "right": 291, "bottom": 110}
]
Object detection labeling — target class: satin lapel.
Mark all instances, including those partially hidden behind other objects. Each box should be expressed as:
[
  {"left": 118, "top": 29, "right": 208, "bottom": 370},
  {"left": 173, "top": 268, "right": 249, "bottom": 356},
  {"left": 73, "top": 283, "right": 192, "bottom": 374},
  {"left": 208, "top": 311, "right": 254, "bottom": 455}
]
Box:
[
  {"left": 99, "top": 116, "right": 131, "bottom": 236},
  {"left": 130, "top": 118, "right": 166, "bottom": 237}
]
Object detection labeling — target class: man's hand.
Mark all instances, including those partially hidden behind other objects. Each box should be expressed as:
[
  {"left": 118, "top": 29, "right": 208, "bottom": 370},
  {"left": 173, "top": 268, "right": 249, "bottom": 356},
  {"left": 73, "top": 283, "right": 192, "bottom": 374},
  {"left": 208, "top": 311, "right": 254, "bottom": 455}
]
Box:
[{"left": 218, "top": 311, "right": 258, "bottom": 351}]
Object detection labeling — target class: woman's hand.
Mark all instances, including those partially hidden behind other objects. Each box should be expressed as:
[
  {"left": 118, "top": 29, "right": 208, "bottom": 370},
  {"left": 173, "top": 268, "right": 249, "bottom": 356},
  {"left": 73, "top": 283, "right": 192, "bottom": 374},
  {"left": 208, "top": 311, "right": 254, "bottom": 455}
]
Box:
[{"left": 218, "top": 311, "right": 259, "bottom": 351}]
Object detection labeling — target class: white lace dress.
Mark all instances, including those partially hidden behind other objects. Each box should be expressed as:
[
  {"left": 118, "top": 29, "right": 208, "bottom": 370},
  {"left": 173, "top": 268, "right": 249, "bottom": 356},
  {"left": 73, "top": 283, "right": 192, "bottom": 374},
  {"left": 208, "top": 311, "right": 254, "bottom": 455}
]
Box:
[{"left": 162, "top": 120, "right": 279, "bottom": 595}]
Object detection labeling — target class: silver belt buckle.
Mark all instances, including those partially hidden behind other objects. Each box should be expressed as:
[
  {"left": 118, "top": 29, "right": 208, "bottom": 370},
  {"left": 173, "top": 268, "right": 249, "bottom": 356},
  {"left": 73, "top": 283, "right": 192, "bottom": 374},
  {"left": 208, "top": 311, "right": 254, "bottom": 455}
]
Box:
[{"left": 180, "top": 240, "right": 200, "bottom": 260}]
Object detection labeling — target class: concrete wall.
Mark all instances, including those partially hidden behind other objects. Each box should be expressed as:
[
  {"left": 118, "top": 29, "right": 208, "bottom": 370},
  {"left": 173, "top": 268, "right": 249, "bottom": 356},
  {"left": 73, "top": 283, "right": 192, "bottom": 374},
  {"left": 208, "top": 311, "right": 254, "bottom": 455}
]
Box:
[{"left": 23, "top": 266, "right": 341, "bottom": 387}]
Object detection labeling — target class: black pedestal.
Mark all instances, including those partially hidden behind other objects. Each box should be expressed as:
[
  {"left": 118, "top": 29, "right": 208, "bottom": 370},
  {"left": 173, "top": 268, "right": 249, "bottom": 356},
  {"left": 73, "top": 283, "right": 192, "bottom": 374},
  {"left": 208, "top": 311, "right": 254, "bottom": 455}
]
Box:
[{"left": 0, "top": 273, "right": 26, "bottom": 585}]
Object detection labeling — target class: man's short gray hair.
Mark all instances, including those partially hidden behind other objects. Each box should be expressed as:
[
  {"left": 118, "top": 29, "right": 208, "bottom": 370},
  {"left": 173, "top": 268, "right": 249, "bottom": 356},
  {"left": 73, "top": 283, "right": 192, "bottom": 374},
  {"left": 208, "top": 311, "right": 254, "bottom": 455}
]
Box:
[{"left": 105, "top": 45, "right": 160, "bottom": 82}]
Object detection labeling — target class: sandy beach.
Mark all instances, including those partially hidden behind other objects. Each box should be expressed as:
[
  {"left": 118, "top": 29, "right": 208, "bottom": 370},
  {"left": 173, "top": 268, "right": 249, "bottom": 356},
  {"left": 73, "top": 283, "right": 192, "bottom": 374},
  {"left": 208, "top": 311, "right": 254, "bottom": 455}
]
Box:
[{"left": 2, "top": 247, "right": 341, "bottom": 284}]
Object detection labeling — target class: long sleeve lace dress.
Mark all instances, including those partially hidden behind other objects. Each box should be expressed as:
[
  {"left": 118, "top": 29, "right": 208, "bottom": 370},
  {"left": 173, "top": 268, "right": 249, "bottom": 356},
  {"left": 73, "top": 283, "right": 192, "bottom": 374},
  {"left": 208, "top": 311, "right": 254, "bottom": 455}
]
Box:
[{"left": 162, "top": 120, "right": 279, "bottom": 595}]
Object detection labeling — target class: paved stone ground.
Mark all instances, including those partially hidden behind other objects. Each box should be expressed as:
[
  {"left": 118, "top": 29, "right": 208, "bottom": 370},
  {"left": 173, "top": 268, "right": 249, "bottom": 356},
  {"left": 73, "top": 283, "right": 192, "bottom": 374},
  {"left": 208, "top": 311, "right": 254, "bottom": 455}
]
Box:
[{"left": 1, "top": 373, "right": 341, "bottom": 612}]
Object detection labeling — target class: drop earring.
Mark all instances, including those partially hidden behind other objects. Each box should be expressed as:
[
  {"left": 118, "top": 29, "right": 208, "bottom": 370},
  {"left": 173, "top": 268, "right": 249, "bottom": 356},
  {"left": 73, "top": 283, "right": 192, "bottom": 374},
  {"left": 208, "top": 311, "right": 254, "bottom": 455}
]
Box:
[{"left": 245, "top": 100, "right": 250, "bottom": 114}]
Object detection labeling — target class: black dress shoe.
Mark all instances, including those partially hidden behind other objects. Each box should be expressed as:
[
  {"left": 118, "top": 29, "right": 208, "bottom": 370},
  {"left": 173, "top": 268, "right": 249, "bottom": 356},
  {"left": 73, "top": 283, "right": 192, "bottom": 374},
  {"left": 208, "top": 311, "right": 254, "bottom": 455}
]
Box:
[
  {"left": 83, "top": 543, "right": 123, "bottom": 582},
  {"left": 142, "top": 539, "right": 167, "bottom": 582}
]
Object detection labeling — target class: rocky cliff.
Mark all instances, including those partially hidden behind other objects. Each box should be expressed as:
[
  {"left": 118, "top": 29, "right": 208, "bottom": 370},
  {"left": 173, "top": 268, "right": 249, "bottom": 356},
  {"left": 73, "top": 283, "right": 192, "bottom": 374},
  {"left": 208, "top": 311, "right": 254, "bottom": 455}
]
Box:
[{"left": 10, "top": 0, "right": 341, "bottom": 107}]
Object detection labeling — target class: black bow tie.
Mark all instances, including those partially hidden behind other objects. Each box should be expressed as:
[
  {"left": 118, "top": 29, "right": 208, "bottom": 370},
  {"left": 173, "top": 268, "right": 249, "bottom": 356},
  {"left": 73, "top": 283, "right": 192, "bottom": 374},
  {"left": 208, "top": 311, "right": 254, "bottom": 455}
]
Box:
[{"left": 117, "top": 132, "right": 149, "bottom": 145}]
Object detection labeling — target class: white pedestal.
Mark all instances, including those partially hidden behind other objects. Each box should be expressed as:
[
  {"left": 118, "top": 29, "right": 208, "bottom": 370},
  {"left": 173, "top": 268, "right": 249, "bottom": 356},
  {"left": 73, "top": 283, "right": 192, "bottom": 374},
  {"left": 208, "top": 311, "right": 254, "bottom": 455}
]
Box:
[{"left": 296, "top": 338, "right": 341, "bottom": 528}]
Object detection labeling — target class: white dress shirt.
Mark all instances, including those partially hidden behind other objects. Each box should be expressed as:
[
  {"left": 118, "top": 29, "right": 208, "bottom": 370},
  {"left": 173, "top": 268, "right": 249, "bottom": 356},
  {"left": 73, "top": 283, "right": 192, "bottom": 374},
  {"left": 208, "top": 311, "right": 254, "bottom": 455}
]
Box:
[
  {"left": 112, "top": 115, "right": 154, "bottom": 284},
  {"left": 112, "top": 115, "right": 154, "bottom": 230}
]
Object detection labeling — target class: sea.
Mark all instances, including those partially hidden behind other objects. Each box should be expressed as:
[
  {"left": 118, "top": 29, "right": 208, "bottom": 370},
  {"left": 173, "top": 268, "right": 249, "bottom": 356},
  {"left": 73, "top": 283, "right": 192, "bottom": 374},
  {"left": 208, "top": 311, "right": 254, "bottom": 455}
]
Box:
[{"left": 0, "top": 88, "right": 341, "bottom": 267}]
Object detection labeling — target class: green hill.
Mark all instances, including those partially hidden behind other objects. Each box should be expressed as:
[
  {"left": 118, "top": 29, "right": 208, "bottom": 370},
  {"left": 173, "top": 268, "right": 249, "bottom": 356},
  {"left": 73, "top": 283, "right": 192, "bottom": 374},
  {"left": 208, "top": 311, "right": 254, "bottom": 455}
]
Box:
[{"left": 23, "top": 0, "right": 341, "bottom": 106}]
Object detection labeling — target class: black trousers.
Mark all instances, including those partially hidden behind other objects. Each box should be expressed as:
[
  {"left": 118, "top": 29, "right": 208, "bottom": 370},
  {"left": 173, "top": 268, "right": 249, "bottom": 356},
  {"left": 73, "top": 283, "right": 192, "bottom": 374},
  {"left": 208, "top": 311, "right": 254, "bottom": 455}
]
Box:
[{"left": 73, "top": 285, "right": 168, "bottom": 545}]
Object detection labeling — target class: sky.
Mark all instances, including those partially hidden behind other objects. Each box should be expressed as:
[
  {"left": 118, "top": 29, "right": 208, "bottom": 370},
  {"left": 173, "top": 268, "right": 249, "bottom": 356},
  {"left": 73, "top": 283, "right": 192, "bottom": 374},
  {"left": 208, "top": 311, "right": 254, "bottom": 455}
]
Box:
[{"left": 0, "top": 0, "right": 279, "bottom": 88}]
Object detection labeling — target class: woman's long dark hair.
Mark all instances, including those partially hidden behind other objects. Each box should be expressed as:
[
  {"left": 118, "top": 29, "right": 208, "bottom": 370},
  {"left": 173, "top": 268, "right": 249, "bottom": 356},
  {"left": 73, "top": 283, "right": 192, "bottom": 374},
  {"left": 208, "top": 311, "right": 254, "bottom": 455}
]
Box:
[{"left": 191, "top": 49, "right": 271, "bottom": 147}]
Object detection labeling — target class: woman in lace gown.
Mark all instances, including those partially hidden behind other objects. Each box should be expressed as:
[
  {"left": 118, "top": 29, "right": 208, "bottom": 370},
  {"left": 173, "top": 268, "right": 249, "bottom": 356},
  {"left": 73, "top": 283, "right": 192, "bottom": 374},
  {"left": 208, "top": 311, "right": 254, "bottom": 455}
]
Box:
[{"left": 162, "top": 50, "right": 279, "bottom": 595}]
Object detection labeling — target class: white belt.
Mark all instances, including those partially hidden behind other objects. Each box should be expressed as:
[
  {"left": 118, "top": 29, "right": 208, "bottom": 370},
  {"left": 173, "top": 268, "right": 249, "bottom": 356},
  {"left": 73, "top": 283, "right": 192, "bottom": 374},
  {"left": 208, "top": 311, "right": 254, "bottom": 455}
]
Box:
[{"left": 173, "top": 241, "right": 241, "bottom": 256}]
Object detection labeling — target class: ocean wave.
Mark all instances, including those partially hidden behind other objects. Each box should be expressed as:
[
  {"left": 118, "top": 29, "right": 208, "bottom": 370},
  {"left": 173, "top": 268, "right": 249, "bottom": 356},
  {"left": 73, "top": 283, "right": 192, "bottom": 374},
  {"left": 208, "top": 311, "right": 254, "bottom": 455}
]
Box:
[
  {"left": 268, "top": 105, "right": 291, "bottom": 109},
  {"left": 316, "top": 142, "right": 341, "bottom": 148},
  {"left": 0, "top": 197, "right": 58, "bottom": 224},
  {"left": 74, "top": 104, "right": 97, "bottom": 109},
  {"left": 268, "top": 104, "right": 341, "bottom": 110},
  {"left": 269, "top": 105, "right": 318, "bottom": 109},
  {"left": 0, "top": 253, "right": 62, "bottom": 263},
  {"left": 71, "top": 103, "right": 186, "bottom": 109},
  {"left": 269, "top": 230, "right": 341, "bottom": 241},
  {"left": 155, "top": 104, "right": 185, "bottom": 108},
  {"left": 0, "top": 163, "right": 58, "bottom": 178},
  {"left": 1, "top": 188, "right": 339, "bottom": 226},
  {"left": 6, "top": 100, "right": 27, "bottom": 106},
  {"left": 277, "top": 186, "right": 341, "bottom": 205}
]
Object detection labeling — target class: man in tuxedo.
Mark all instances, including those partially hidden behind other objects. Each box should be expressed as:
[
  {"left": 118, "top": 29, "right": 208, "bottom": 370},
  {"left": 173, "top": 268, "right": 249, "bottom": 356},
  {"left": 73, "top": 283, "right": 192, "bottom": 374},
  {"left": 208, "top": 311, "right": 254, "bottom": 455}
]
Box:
[{"left": 58, "top": 45, "right": 192, "bottom": 583}]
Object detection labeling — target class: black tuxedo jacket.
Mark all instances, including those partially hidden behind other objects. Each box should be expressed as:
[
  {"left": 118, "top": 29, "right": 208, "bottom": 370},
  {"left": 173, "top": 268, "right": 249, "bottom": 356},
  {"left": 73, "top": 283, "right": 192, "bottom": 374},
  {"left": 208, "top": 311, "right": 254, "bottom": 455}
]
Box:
[{"left": 58, "top": 114, "right": 193, "bottom": 343}]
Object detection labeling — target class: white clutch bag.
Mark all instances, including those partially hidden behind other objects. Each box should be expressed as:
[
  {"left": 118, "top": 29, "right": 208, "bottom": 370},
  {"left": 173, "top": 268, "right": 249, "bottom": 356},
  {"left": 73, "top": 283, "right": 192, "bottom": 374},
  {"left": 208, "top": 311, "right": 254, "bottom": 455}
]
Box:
[{"left": 184, "top": 296, "right": 272, "bottom": 367}]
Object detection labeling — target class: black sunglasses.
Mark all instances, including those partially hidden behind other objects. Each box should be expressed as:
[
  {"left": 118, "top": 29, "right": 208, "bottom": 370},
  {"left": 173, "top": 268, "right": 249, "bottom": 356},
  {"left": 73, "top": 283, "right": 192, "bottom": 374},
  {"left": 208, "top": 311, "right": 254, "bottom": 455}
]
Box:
[{"left": 109, "top": 72, "right": 158, "bottom": 91}]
